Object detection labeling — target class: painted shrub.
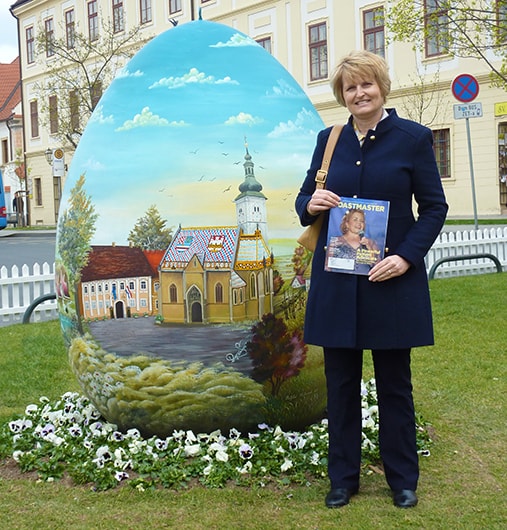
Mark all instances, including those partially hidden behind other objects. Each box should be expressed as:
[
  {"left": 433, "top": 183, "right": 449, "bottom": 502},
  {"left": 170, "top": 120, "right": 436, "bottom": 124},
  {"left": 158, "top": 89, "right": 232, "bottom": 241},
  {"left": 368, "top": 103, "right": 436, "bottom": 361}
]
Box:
[{"left": 56, "top": 20, "right": 325, "bottom": 437}]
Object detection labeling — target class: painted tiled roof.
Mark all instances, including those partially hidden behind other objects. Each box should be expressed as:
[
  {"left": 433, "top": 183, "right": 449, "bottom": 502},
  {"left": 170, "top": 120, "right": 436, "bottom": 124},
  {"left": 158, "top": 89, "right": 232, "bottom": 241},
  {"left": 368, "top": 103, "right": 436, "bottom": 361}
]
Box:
[
  {"left": 160, "top": 226, "right": 239, "bottom": 269},
  {"left": 81, "top": 245, "right": 155, "bottom": 282},
  {"left": 0, "top": 58, "right": 21, "bottom": 122}
]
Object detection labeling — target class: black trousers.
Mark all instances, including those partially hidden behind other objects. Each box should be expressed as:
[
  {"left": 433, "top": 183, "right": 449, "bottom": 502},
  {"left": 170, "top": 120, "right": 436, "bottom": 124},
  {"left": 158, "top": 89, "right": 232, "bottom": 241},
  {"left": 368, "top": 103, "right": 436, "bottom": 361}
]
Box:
[{"left": 324, "top": 347, "right": 419, "bottom": 491}]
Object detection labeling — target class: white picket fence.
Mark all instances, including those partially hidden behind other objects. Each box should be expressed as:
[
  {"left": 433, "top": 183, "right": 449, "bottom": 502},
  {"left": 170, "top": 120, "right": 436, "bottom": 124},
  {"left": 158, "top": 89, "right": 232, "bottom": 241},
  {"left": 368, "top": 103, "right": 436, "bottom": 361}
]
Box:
[
  {"left": 0, "top": 262, "right": 57, "bottom": 326},
  {"left": 0, "top": 228, "right": 505, "bottom": 326},
  {"left": 425, "top": 227, "right": 507, "bottom": 278}
]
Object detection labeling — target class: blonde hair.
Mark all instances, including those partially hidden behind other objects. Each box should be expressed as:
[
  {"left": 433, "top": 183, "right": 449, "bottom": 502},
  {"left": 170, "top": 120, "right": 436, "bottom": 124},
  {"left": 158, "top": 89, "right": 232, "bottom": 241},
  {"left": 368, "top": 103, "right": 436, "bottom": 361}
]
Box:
[{"left": 330, "top": 50, "right": 391, "bottom": 107}]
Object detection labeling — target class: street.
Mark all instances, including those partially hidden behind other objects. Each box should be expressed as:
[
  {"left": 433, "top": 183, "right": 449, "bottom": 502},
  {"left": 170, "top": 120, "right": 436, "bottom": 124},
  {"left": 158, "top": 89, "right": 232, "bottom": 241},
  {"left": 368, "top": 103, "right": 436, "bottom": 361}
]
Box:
[{"left": 0, "top": 231, "right": 56, "bottom": 269}]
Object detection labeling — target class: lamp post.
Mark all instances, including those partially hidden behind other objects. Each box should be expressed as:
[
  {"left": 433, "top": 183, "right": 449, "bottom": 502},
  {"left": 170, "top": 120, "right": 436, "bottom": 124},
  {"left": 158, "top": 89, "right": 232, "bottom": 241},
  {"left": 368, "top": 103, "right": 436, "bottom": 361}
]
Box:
[
  {"left": 44, "top": 147, "right": 65, "bottom": 223},
  {"left": 44, "top": 147, "right": 53, "bottom": 165}
]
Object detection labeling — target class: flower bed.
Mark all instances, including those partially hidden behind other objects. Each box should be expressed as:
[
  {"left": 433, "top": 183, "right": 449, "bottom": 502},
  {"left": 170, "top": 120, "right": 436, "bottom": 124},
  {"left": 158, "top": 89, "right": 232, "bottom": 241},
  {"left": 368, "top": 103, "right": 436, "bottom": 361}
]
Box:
[{"left": 0, "top": 379, "right": 431, "bottom": 491}]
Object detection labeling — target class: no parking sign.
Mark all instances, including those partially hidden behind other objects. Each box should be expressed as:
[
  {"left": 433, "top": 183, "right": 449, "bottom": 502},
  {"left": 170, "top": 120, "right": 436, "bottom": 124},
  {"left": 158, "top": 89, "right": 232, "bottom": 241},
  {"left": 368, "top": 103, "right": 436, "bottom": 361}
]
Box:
[
  {"left": 451, "top": 73, "right": 479, "bottom": 103},
  {"left": 451, "top": 73, "right": 480, "bottom": 229}
]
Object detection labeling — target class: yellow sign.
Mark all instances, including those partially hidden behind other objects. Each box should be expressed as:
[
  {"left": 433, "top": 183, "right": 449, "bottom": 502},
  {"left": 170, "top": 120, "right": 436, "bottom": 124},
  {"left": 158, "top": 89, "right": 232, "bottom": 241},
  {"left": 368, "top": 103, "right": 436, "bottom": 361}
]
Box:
[{"left": 495, "top": 102, "right": 507, "bottom": 116}]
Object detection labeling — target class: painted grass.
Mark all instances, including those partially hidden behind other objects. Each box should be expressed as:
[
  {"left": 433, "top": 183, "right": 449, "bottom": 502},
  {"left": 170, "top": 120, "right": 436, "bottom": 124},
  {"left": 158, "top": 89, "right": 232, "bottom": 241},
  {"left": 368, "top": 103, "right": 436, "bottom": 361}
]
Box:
[{"left": 1, "top": 272, "right": 506, "bottom": 529}]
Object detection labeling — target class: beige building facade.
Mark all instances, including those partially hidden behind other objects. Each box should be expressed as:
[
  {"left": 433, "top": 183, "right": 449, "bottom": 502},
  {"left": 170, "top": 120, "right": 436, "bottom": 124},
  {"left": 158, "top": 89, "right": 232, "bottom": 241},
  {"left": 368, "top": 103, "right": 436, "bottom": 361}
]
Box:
[{"left": 10, "top": 0, "right": 507, "bottom": 226}]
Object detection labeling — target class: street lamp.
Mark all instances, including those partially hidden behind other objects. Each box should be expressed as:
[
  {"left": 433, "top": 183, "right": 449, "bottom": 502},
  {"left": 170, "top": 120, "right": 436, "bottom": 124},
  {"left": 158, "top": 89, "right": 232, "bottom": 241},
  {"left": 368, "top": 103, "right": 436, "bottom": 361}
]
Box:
[{"left": 44, "top": 147, "right": 53, "bottom": 165}]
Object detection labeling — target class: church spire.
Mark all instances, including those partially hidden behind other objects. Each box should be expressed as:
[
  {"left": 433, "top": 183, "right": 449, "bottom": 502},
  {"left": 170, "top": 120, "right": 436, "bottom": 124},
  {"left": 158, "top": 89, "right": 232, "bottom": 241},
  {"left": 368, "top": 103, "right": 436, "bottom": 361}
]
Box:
[{"left": 236, "top": 137, "right": 266, "bottom": 199}]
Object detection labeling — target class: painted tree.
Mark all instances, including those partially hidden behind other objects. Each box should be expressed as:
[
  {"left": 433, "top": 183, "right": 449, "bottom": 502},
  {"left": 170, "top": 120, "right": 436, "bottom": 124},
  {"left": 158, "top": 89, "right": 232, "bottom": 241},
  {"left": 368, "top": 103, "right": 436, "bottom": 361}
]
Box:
[
  {"left": 247, "top": 313, "right": 307, "bottom": 397},
  {"left": 34, "top": 16, "right": 148, "bottom": 148},
  {"left": 57, "top": 174, "right": 98, "bottom": 331},
  {"left": 128, "top": 205, "right": 173, "bottom": 250},
  {"left": 292, "top": 245, "right": 312, "bottom": 277},
  {"left": 386, "top": 0, "right": 507, "bottom": 90}
]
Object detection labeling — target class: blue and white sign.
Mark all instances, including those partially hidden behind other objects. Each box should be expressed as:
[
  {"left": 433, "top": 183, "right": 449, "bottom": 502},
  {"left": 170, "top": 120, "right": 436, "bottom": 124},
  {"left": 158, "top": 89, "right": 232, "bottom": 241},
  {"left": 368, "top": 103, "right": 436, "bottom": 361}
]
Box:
[{"left": 453, "top": 102, "right": 483, "bottom": 119}]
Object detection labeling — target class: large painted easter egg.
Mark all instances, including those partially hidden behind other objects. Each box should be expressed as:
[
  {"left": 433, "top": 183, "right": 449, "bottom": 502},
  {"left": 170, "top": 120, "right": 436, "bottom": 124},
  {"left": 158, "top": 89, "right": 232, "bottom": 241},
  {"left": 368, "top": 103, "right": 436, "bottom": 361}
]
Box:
[{"left": 56, "top": 20, "right": 325, "bottom": 437}]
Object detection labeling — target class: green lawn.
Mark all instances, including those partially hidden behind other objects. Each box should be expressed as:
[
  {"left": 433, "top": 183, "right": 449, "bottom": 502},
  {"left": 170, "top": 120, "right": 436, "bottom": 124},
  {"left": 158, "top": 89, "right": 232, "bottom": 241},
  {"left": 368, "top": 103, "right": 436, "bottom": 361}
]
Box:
[{"left": 0, "top": 273, "right": 506, "bottom": 529}]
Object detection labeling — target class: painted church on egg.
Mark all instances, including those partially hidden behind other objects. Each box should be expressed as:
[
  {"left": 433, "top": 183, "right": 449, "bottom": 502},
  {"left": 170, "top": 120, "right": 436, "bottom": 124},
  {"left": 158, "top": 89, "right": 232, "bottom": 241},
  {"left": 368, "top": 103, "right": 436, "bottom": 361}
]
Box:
[{"left": 158, "top": 143, "right": 274, "bottom": 324}]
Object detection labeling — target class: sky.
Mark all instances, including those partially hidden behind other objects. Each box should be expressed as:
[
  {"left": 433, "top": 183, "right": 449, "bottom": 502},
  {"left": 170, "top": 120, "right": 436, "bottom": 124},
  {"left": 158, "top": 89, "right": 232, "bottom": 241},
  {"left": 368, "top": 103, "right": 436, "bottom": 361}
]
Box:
[
  {"left": 60, "top": 20, "right": 324, "bottom": 251},
  {"left": 0, "top": 0, "right": 18, "bottom": 63}
]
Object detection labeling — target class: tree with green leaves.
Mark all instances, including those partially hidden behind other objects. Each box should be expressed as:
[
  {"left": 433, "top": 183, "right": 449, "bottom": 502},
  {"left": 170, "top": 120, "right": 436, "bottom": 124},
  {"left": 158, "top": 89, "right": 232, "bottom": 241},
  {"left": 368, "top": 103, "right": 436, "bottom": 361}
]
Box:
[
  {"left": 128, "top": 205, "right": 173, "bottom": 251},
  {"left": 57, "top": 174, "right": 98, "bottom": 332},
  {"left": 35, "top": 17, "right": 148, "bottom": 149},
  {"left": 386, "top": 0, "right": 507, "bottom": 90}
]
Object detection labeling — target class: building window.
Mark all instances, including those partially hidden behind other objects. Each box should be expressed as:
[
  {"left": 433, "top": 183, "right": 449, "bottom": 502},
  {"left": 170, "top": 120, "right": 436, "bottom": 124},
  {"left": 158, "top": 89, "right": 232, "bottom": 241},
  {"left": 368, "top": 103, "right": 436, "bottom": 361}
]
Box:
[
  {"left": 169, "top": 0, "right": 182, "bottom": 15},
  {"left": 65, "top": 9, "right": 75, "bottom": 49},
  {"left": 140, "top": 280, "right": 147, "bottom": 290},
  {"left": 69, "top": 90, "right": 80, "bottom": 131},
  {"left": 129, "top": 281, "right": 135, "bottom": 290},
  {"left": 497, "top": 0, "right": 507, "bottom": 41},
  {"left": 49, "top": 95, "right": 58, "bottom": 135},
  {"left": 498, "top": 122, "right": 507, "bottom": 207},
  {"left": 424, "top": 0, "right": 449, "bottom": 57},
  {"left": 1, "top": 139, "right": 8, "bottom": 164},
  {"left": 45, "top": 18, "right": 55, "bottom": 57},
  {"left": 169, "top": 283, "right": 177, "bottom": 303},
  {"left": 363, "top": 7, "right": 385, "bottom": 57},
  {"left": 34, "top": 178, "right": 43, "bottom": 206},
  {"left": 30, "top": 100, "right": 39, "bottom": 138},
  {"left": 140, "top": 0, "right": 152, "bottom": 24},
  {"left": 84, "top": 285, "right": 88, "bottom": 294},
  {"left": 26, "top": 27, "right": 35, "bottom": 64},
  {"left": 88, "top": 1, "right": 99, "bottom": 41},
  {"left": 215, "top": 282, "right": 223, "bottom": 303},
  {"left": 309, "top": 22, "right": 328, "bottom": 81},
  {"left": 256, "top": 36, "right": 272, "bottom": 54},
  {"left": 249, "top": 273, "right": 257, "bottom": 299},
  {"left": 432, "top": 128, "right": 451, "bottom": 179},
  {"left": 113, "top": 0, "right": 124, "bottom": 33},
  {"left": 91, "top": 81, "right": 102, "bottom": 110}
]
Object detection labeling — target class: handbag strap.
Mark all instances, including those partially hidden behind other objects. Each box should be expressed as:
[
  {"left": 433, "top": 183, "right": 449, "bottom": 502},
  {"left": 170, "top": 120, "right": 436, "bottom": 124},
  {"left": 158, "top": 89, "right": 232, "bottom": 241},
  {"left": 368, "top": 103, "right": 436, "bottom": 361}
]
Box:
[{"left": 315, "top": 124, "right": 343, "bottom": 189}]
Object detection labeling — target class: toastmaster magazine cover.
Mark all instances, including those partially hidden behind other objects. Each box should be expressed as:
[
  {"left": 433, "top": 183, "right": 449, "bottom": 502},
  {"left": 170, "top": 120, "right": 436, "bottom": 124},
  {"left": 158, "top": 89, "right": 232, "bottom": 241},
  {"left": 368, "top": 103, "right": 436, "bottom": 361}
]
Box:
[{"left": 324, "top": 197, "right": 390, "bottom": 275}]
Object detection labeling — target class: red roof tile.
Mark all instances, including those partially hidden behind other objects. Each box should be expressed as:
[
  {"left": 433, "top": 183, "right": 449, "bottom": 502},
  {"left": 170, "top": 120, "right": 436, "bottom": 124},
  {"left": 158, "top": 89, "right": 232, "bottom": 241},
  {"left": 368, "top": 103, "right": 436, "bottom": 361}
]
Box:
[
  {"left": 143, "top": 249, "right": 164, "bottom": 275},
  {"left": 0, "top": 57, "right": 21, "bottom": 122},
  {"left": 81, "top": 245, "right": 156, "bottom": 282}
]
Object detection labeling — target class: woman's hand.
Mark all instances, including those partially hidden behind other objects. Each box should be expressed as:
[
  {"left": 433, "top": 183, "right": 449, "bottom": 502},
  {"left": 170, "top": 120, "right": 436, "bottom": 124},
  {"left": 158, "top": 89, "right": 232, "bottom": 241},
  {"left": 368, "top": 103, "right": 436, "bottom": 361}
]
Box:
[
  {"left": 368, "top": 255, "right": 410, "bottom": 282},
  {"left": 307, "top": 189, "right": 341, "bottom": 216}
]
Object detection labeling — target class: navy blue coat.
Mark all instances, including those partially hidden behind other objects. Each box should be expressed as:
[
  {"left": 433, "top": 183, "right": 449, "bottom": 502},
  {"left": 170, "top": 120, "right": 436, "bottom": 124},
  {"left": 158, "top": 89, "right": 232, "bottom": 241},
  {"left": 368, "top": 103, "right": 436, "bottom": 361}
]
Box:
[{"left": 295, "top": 109, "right": 448, "bottom": 349}]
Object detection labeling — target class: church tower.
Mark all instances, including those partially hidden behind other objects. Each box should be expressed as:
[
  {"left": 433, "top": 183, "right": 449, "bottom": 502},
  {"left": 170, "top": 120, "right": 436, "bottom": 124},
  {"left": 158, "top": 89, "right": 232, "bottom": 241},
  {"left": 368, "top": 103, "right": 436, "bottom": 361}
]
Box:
[{"left": 234, "top": 139, "right": 268, "bottom": 243}]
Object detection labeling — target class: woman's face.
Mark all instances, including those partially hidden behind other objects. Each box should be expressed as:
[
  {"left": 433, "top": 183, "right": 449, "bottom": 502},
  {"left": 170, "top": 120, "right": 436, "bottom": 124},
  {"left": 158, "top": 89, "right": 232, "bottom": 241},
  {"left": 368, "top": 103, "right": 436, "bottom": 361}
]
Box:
[
  {"left": 342, "top": 74, "right": 384, "bottom": 121},
  {"left": 346, "top": 212, "right": 365, "bottom": 234}
]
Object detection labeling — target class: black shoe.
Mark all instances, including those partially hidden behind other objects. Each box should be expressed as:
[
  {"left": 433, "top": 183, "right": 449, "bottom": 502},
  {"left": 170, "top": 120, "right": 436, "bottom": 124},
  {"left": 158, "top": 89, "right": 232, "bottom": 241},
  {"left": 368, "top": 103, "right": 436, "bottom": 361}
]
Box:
[
  {"left": 392, "top": 489, "right": 418, "bottom": 508},
  {"left": 325, "top": 487, "right": 357, "bottom": 508}
]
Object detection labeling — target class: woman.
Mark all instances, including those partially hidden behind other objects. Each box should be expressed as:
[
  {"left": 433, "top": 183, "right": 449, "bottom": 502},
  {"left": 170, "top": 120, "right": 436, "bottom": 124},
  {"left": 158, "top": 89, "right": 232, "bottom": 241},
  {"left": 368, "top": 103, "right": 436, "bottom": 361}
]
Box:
[
  {"left": 295, "top": 51, "right": 448, "bottom": 509},
  {"left": 326, "top": 208, "right": 380, "bottom": 274}
]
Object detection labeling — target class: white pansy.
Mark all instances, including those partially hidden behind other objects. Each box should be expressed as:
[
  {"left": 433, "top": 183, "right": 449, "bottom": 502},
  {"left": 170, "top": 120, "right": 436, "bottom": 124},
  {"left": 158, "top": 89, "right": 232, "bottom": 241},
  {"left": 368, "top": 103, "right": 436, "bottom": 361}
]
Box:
[
  {"left": 281, "top": 458, "right": 293, "bottom": 472},
  {"left": 184, "top": 444, "right": 201, "bottom": 457}
]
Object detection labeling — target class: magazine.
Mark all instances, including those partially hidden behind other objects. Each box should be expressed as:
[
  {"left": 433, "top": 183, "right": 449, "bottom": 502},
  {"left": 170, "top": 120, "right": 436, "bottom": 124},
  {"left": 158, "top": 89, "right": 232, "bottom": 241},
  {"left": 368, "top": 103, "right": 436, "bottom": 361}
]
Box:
[{"left": 324, "top": 196, "right": 390, "bottom": 275}]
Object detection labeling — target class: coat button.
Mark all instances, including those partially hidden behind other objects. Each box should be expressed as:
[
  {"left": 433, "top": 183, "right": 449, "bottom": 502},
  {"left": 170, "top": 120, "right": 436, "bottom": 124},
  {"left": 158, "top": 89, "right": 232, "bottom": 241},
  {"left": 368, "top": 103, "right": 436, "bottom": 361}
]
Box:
[
  {"left": 356, "top": 160, "right": 361, "bottom": 166},
  {"left": 369, "top": 135, "right": 376, "bottom": 140}
]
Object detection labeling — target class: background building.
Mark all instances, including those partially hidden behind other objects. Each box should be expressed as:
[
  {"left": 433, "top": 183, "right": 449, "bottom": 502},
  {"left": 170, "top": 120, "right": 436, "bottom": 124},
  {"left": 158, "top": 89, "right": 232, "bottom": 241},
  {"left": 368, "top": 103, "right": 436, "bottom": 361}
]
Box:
[
  {"left": 9, "top": 0, "right": 507, "bottom": 226},
  {"left": 0, "top": 56, "right": 25, "bottom": 225}
]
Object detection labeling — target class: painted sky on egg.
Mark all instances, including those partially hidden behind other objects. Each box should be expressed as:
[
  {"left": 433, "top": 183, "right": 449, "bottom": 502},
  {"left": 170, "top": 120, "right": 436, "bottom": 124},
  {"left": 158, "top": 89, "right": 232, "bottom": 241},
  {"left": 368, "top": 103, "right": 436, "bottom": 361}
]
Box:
[{"left": 61, "top": 20, "right": 325, "bottom": 249}]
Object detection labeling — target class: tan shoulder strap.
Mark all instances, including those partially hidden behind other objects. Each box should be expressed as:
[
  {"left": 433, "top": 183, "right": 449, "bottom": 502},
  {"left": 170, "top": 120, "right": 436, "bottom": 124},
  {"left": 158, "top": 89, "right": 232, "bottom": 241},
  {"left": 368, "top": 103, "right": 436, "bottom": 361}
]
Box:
[{"left": 315, "top": 124, "right": 344, "bottom": 189}]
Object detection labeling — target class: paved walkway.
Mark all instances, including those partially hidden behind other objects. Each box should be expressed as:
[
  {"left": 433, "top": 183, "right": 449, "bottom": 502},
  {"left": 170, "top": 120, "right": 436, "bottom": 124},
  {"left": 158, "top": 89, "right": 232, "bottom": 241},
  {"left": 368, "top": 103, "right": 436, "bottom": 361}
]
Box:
[{"left": 88, "top": 317, "right": 254, "bottom": 376}]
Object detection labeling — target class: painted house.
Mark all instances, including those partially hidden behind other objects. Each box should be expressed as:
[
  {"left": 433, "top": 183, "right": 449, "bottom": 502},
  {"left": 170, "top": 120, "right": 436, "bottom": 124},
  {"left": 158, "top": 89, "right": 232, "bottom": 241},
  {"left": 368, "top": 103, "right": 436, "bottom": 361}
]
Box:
[
  {"left": 79, "top": 245, "right": 156, "bottom": 320},
  {"left": 159, "top": 144, "right": 274, "bottom": 324}
]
